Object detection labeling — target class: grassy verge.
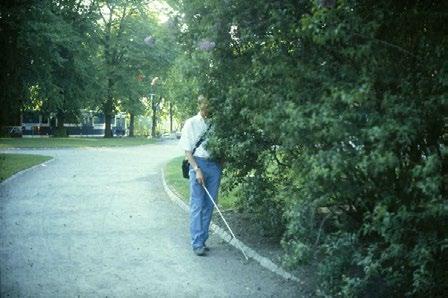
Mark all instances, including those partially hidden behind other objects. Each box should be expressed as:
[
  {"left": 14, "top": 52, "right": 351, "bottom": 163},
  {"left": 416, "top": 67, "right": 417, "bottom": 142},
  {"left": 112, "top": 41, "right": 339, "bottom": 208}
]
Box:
[
  {"left": 0, "top": 153, "right": 52, "bottom": 182},
  {"left": 0, "top": 137, "right": 156, "bottom": 149},
  {"left": 164, "top": 156, "right": 238, "bottom": 210},
  {"left": 165, "top": 156, "right": 190, "bottom": 199}
]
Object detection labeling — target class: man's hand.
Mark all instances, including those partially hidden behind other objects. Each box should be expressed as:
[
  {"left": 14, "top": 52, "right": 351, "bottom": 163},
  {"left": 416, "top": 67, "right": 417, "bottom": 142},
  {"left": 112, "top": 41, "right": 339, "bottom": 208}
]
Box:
[
  {"left": 195, "top": 168, "right": 205, "bottom": 185},
  {"left": 185, "top": 150, "right": 204, "bottom": 185}
]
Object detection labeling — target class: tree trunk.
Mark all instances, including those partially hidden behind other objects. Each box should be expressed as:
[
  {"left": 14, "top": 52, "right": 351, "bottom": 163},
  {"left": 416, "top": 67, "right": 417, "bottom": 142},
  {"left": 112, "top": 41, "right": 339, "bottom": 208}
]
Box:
[
  {"left": 103, "top": 22, "right": 113, "bottom": 138},
  {"left": 129, "top": 112, "right": 135, "bottom": 137},
  {"left": 55, "top": 110, "right": 67, "bottom": 137},
  {"left": 104, "top": 77, "right": 114, "bottom": 138},
  {"left": 104, "top": 114, "right": 113, "bottom": 138},
  {"left": 104, "top": 100, "right": 113, "bottom": 138}
]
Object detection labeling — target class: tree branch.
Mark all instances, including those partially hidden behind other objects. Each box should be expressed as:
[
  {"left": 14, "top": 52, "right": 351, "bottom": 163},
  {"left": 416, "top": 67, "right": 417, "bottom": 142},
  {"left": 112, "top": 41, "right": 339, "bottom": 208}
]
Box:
[
  {"left": 96, "top": 0, "right": 108, "bottom": 25},
  {"left": 351, "top": 32, "right": 421, "bottom": 60},
  {"left": 314, "top": 212, "right": 331, "bottom": 247},
  {"left": 107, "top": 1, "right": 114, "bottom": 24}
]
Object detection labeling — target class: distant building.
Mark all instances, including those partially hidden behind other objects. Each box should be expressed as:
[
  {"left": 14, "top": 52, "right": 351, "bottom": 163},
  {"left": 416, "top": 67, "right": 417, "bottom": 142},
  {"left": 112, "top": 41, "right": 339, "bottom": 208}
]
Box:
[{"left": 19, "top": 110, "right": 127, "bottom": 137}]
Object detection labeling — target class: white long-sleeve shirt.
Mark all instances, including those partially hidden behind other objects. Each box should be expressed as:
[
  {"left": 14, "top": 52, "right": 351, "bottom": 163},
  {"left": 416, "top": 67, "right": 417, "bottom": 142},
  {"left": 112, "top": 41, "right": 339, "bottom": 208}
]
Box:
[{"left": 178, "top": 113, "right": 211, "bottom": 159}]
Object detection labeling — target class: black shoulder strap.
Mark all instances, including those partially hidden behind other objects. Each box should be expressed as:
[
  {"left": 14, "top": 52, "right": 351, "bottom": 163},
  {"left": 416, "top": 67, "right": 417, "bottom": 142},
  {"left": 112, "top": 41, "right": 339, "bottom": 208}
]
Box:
[{"left": 192, "top": 125, "right": 211, "bottom": 155}]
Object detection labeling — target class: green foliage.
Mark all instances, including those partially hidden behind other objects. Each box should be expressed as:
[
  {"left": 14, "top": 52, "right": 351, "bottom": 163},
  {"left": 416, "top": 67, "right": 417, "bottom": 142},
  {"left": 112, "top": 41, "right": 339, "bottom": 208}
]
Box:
[
  {"left": 0, "top": 1, "right": 32, "bottom": 126},
  {"left": 1, "top": 0, "right": 100, "bottom": 132},
  {"left": 165, "top": 54, "right": 204, "bottom": 122},
  {"left": 93, "top": 0, "right": 178, "bottom": 137},
  {"left": 171, "top": 0, "right": 448, "bottom": 296},
  {"left": 1, "top": 0, "right": 179, "bottom": 138},
  {"left": 22, "top": 1, "right": 98, "bottom": 123}
]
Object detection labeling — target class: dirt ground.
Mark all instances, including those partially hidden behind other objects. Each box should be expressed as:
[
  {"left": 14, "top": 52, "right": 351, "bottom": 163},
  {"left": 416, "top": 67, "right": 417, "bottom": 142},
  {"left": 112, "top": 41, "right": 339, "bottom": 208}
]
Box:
[{"left": 215, "top": 209, "right": 317, "bottom": 297}]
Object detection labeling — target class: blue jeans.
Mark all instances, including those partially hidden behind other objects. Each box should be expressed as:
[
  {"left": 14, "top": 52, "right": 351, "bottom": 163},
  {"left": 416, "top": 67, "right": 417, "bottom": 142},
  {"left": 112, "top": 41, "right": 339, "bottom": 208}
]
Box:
[{"left": 189, "top": 157, "right": 222, "bottom": 249}]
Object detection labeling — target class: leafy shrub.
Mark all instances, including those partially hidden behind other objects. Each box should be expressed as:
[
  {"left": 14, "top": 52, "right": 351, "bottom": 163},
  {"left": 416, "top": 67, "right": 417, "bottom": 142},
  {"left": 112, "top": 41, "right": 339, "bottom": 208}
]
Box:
[{"left": 174, "top": 0, "right": 448, "bottom": 296}]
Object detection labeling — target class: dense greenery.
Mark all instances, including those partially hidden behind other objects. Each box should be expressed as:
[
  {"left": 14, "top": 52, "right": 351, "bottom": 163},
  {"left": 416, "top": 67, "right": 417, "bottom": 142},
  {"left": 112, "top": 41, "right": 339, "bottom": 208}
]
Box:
[
  {"left": 0, "top": 0, "right": 177, "bottom": 137},
  {"left": 1, "top": 0, "right": 99, "bottom": 135},
  {"left": 170, "top": 0, "right": 448, "bottom": 296}
]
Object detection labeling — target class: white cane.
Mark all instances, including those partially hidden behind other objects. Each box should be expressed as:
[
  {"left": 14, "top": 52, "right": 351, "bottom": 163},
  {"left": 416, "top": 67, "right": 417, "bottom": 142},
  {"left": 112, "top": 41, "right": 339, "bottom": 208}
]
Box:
[{"left": 202, "top": 184, "right": 249, "bottom": 260}]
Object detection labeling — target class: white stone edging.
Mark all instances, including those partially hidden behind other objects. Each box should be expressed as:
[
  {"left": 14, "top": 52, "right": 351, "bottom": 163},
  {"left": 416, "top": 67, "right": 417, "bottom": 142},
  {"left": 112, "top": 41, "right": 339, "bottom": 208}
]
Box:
[{"left": 160, "top": 168, "right": 299, "bottom": 283}]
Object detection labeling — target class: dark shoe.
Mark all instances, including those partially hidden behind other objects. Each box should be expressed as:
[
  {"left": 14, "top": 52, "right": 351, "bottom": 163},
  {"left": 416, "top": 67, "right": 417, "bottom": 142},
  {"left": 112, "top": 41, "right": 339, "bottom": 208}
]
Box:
[
  {"left": 203, "top": 245, "right": 210, "bottom": 252},
  {"left": 193, "top": 247, "right": 206, "bottom": 256}
]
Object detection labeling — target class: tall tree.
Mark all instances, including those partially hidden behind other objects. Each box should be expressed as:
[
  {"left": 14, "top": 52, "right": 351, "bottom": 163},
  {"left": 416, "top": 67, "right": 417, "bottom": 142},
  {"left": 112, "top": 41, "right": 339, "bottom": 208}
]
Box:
[
  {"left": 1, "top": 0, "right": 98, "bottom": 136},
  {"left": 0, "top": 1, "right": 33, "bottom": 129},
  {"left": 94, "top": 0, "right": 176, "bottom": 138},
  {"left": 111, "top": 9, "right": 177, "bottom": 137}
]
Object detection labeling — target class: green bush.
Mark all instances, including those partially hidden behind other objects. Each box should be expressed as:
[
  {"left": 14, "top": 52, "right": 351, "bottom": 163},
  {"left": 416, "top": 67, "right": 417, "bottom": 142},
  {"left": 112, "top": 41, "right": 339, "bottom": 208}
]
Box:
[{"left": 174, "top": 0, "right": 448, "bottom": 296}]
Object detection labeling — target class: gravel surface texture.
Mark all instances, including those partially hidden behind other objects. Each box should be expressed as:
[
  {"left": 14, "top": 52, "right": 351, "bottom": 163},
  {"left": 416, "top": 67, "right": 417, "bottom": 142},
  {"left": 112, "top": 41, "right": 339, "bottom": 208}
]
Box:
[{"left": 0, "top": 140, "right": 303, "bottom": 297}]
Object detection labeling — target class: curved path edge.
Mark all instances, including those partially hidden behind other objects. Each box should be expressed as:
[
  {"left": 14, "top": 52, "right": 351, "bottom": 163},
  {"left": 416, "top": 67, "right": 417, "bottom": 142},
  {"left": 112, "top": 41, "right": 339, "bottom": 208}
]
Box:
[
  {"left": 1, "top": 156, "right": 56, "bottom": 185},
  {"left": 160, "top": 168, "right": 300, "bottom": 283}
]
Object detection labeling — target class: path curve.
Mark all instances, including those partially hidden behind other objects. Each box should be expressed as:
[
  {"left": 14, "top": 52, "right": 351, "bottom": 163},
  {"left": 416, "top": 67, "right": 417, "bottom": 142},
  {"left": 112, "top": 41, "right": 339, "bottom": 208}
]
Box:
[{"left": 0, "top": 141, "right": 302, "bottom": 297}]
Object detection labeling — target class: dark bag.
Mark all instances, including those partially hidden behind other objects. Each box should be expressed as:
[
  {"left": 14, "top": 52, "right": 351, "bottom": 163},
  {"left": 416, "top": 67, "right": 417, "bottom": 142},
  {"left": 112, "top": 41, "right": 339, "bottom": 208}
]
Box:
[
  {"left": 182, "top": 159, "right": 190, "bottom": 179},
  {"left": 181, "top": 126, "right": 210, "bottom": 179}
]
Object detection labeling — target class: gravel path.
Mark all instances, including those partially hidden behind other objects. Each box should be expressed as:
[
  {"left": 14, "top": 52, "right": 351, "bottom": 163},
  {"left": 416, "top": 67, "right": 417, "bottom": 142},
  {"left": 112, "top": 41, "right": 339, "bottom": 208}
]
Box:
[{"left": 0, "top": 141, "right": 301, "bottom": 297}]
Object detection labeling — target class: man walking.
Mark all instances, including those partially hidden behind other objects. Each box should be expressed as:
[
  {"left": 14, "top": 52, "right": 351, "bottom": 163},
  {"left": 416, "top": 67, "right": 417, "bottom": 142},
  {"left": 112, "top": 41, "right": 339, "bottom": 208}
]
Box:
[{"left": 179, "top": 95, "right": 222, "bottom": 256}]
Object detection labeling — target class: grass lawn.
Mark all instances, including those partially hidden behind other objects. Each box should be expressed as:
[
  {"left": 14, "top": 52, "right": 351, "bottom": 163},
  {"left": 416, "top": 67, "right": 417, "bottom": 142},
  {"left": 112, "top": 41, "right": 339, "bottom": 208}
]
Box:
[
  {"left": 0, "top": 137, "right": 156, "bottom": 149},
  {"left": 0, "top": 153, "right": 52, "bottom": 182},
  {"left": 164, "top": 156, "right": 238, "bottom": 210}
]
